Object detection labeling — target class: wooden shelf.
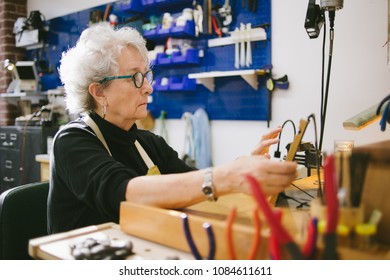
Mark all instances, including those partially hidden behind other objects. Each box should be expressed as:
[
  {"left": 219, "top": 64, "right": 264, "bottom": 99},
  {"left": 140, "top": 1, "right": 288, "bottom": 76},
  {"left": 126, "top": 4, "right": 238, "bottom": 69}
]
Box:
[
  {"left": 208, "top": 27, "right": 267, "bottom": 48},
  {"left": 0, "top": 91, "right": 47, "bottom": 98},
  {"left": 188, "top": 69, "right": 269, "bottom": 92}
]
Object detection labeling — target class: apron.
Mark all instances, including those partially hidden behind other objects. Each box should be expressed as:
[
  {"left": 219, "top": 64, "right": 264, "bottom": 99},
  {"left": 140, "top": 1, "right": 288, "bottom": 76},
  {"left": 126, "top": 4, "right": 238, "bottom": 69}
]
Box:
[{"left": 84, "top": 115, "right": 161, "bottom": 175}]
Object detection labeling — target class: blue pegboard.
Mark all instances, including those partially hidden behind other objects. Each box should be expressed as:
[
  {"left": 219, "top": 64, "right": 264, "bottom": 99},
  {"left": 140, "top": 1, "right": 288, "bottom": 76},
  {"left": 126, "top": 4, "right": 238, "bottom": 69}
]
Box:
[{"left": 28, "top": 0, "right": 272, "bottom": 121}]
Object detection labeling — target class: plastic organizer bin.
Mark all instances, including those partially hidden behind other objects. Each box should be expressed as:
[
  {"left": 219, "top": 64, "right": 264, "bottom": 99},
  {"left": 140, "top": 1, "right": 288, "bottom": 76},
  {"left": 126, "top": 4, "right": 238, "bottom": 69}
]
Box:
[
  {"left": 171, "top": 48, "right": 200, "bottom": 65},
  {"left": 143, "top": 24, "right": 160, "bottom": 38},
  {"left": 141, "top": 0, "right": 154, "bottom": 6},
  {"left": 154, "top": 77, "right": 169, "bottom": 91},
  {"left": 143, "top": 20, "right": 196, "bottom": 40},
  {"left": 154, "top": 76, "right": 196, "bottom": 91},
  {"left": 168, "top": 76, "right": 197, "bottom": 91},
  {"left": 170, "top": 20, "right": 195, "bottom": 37},
  {"left": 156, "top": 53, "right": 172, "bottom": 65},
  {"left": 155, "top": 49, "right": 199, "bottom": 66},
  {"left": 142, "top": 0, "right": 193, "bottom": 7},
  {"left": 119, "top": 0, "right": 144, "bottom": 12}
]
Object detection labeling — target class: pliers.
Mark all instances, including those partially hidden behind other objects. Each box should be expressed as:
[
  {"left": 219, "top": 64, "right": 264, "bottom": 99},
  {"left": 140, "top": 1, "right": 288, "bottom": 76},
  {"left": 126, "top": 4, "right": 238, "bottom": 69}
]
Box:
[
  {"left": 246, "top": 175, "right": 304, "bottom": 260},
  {"left": 225, "top": 206, "right": 261, "bottom": 259},
  {"left": 322, "top": 155, "right": 340, "bottom": 259},
  {"left": 181, "top": 213, "right": 216, "bottom": 260}
]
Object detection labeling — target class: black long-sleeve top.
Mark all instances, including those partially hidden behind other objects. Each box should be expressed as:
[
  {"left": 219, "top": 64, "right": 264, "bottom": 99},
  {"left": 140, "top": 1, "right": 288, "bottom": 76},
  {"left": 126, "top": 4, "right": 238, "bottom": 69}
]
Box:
[{"left": 47, "top": 112, "right": 195, "bottom": 234}]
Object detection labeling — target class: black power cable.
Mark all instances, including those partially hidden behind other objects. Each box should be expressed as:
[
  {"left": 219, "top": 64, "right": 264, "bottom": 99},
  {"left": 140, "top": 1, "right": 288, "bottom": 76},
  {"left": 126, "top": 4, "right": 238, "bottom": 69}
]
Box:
[
  {"left": 319, "top": 10, "right": 336, "bottom": 151},
  {"left": 274, "top": 119, "right": 297, "bottom": 159}
]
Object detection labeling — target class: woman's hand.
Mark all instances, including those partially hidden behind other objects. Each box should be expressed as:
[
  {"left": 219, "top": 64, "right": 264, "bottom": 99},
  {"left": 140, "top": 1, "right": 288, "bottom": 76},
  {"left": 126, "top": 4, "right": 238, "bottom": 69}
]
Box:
[
  {"left": 251, "top": 126, "right": 282, "bottom": 158},
  {"left": 214, "top": 155, "right": 297, "bottom": 197}
]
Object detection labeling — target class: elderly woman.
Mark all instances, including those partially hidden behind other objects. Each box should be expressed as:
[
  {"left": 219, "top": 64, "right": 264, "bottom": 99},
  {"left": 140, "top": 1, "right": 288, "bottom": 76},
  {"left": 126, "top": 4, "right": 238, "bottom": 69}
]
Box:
[{"left": 47, "top": 24, "right": 297, "bottom": 234}]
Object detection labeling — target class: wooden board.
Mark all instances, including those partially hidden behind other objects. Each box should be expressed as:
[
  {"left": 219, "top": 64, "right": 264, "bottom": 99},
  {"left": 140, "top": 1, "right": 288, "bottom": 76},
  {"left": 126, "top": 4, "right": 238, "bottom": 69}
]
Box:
[
  {"left": 29, "top": 223, "right": 194, "bottom": 260},
  {"left": 119, "top": 174, "right": 390, "bottom": 260},
  {"left": 120, "top": 194, "right": 272, "bottom": 260}
]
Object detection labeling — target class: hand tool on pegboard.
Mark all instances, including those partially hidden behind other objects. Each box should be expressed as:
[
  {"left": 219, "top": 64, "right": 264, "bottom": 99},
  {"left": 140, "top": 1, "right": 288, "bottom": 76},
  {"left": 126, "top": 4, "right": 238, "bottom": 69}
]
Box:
[
  {"left": 211, "top": 1, "right": 233, "bottom": 37},
  {"left": 211, "top": 6, "right": 223, "bottom": 37},
  {"left": 193, "top": 1, "right": 203, "bottom": 36},
  {"left": 208, "top": 0, "right": 212, "bottom": 34},
  {"left": 248, "top": 0, "right": 258, "bottom": 12},
  {"left": 202, "top": 0, "right": 211, "bottom": 34},
  {"left": 218, "top": 0, "right": 232, "bottom": 32},
  {"left": 266, "top": 74, "right": 290, "bottom": 127}
]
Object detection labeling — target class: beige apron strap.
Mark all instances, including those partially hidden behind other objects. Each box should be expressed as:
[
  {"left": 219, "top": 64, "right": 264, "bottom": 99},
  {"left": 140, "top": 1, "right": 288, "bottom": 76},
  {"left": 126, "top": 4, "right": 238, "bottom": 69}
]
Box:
[
  {"left": 84, "top": 115, "right": 112, "bottom": 156},
  {"left": 134, "top": 140, "right": 154, "bottom": 169},
  {"left": 83, "top": 115, "right": 159, "bottom": 174}
]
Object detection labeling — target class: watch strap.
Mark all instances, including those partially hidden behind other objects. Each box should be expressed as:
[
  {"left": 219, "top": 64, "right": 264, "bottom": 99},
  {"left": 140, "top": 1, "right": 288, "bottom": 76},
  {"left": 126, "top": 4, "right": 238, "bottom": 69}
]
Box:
[{"left": 202, "top": 167, "right": 217, "bottom": 201}]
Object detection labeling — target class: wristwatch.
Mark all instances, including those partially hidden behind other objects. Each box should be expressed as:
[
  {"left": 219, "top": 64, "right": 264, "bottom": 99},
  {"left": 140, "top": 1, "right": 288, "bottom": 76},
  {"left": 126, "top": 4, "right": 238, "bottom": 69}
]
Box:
[{"left": 202, "top": 168, "right": 217, "bottom": 201}]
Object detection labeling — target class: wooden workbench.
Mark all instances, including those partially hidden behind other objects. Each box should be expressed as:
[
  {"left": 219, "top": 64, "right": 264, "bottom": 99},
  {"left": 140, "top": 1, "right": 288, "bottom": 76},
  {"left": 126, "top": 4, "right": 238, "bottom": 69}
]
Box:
[
  {"left": 29, "top": 159, "right": 390, "bottom": 260},
  {"left": 35, "top": 154, "right": 50, "bottom": 181}
]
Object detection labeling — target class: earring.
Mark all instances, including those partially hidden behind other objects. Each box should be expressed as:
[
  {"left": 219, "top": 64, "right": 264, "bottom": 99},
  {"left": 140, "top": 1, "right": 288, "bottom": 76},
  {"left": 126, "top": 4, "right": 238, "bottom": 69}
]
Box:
[{"left": 102, "top": 104, "right": 107, "bottom": 119}]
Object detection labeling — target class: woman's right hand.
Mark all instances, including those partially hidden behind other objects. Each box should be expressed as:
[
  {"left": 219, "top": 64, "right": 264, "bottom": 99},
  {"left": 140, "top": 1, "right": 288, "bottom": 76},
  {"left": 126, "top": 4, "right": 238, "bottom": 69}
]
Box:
[{"left": 214, "top": 155, "right": 298, "bottom": 197}]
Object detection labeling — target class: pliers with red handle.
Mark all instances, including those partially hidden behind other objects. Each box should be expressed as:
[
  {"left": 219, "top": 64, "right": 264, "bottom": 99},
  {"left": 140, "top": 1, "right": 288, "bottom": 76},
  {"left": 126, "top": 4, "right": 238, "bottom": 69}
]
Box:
[{"left": 247, "top": 175, "right": 304, "bottom": 260}]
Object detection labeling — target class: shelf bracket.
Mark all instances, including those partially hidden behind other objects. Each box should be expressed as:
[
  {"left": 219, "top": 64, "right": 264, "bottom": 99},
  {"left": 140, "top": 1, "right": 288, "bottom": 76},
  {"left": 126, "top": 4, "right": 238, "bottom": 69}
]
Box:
[
  {"left": 189, "top": 69, "right": 267, "bottom": 92},
  {"left": 241, "top": 73, "right": 258, "bottom": 90},
  {"left": 195, "top": 77, "right": 215, "bottom": 92}
]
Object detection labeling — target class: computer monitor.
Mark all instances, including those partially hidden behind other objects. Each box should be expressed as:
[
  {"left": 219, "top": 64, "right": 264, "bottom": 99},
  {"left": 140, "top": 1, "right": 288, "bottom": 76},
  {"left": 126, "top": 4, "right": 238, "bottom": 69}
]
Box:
[{"left": 13, "top": 61, "right": 39, "bottom": 92}]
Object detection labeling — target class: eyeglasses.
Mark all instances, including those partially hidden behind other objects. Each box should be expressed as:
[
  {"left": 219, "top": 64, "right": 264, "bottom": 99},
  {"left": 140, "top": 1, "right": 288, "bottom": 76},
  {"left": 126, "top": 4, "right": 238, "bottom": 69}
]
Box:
[{"left": 99, "top": 69, "right": 154, "bottom": 88}]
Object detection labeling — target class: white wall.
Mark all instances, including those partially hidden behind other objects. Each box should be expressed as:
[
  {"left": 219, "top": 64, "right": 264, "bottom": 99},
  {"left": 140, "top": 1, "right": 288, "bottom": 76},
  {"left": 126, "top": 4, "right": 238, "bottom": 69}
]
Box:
[
  {"left": 27, "top": 0, "right": 113, "bottom": 20},
  {"left": 28, "top": 0, "right": 390, "bottom": 166}
]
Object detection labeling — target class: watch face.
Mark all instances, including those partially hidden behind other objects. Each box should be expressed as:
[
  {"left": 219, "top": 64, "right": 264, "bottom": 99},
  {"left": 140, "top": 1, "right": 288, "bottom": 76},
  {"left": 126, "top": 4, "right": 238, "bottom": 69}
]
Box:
[{"left": 203, "top": 186, "right": 212, "bottom": 195}]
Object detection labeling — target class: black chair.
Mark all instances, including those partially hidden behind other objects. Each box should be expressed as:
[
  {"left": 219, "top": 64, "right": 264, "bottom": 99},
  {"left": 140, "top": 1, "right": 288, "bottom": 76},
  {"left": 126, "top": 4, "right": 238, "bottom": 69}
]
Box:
[{"left": 0, "top": 181, "right": 49, "bottom": 259}]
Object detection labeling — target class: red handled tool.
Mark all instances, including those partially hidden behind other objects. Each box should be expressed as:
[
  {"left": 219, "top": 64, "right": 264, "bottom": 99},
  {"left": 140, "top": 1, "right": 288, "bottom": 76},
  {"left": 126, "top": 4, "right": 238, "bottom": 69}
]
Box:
[
  {"left": 225, "top": 206, "right": 261, "bottom": 259},
  {"left": 322, "top": 154, "right": 340, "bottom": 259},
  {"left": 247, "top": 175, "right": 304, "bottom": 260}
]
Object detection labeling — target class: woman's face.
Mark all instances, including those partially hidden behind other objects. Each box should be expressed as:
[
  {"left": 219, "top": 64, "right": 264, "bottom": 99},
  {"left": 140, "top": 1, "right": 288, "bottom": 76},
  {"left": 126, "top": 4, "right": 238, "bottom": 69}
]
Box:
[{"left": 103, "top": 46, "right": 153, "bottom": 130}]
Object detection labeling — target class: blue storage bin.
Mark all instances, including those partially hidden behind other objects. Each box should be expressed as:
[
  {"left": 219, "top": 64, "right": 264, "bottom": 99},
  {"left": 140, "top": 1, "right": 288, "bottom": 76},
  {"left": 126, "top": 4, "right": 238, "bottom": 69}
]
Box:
[
  {"left": 171, "top": 48, "right": 200, "bottom": 65},
  {"left": 143, "top": 24, "right": 160, "bottom": 38},
  {"left": 150, "top": 58, "right": 157, "bottom": 67},
  {"left": 142, "top": 0, "right": 155, "bottom": 6},
  {"left": 154, "top": 77, "right": 169, "bottom": 91},
  {"left": 120, "top": 0, "right": 144, "bottom": 12},
  {"left": 170, "top": 20, "right": 195, "bottom": 37},
  {"left": 144, "top": 21, "right": 195, "bottom": 40},
  {"left": 152, "top": 0, "right": 193, "bottom": 6},
  {"left": 156, "top": 53, "right": 172, "bottom": 65},
  {"left": 168, "top": 76, "right": 197, "bottom": 91},
  {"left": 157, "top": 25, "right": 172, "bottom": 36}
]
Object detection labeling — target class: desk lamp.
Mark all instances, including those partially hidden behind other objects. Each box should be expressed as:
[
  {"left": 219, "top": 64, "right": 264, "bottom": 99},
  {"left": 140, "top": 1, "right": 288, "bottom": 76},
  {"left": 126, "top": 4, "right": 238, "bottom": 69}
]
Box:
[
  {"left": 343, "top": 94, "right": 390, "bottom": 131},
  {"left": 3, "top": 59, "right": 19, "bottom": 93},
  {"left": 304, "top": 0, "right": 344, "bottom": 151}
]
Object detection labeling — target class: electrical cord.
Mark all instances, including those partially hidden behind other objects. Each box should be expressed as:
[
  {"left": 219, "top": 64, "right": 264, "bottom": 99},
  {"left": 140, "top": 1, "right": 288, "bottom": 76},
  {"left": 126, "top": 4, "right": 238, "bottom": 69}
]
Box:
[
  {"left": 278, "top": 192, "right": 311, "bottom": 209},
  {"left": 376, "top": 94, "right": 390, "bottom": 131},
  {"left": 21, "top": 107, "right": 46, "bottom": 185},
  {"left": 283, "top": 114, "right": 323, "bottom": 207},
  {"left": 291, "top": 182, "right": 316, "bottom": 199},
  {"left": 307, "top": 113, "right": 323, "bottom": 201},
  {"left": 319, "top": 10, "right": 336, "bottom": 151},
  {"left": 274, "top": 119, "right": 297, "bottom": 158},
  {"left": 376, "top": 94, "right": 390, "bottom": 115},
  {"left": 320, "top": 10, "right": 326, "bottom": 149}
]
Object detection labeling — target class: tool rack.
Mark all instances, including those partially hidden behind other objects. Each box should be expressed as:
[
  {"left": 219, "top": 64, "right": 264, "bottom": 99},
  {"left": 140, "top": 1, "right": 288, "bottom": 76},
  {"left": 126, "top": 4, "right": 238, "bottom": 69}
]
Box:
[{"left": 27, "top": 0, "right": 275, "bottom": 121}]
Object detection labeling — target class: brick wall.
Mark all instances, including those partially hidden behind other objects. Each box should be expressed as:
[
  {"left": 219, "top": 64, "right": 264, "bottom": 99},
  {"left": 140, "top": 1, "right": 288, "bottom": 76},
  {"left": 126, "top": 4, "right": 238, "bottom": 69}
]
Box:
[{"left": 0, "top": 0, "right": 27, "bottom": 93}]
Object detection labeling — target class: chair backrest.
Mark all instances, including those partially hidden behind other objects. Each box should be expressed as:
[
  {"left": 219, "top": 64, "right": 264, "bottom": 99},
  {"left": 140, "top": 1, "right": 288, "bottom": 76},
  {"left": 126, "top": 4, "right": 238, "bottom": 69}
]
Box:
[{"left": 0, "top": 181, "right": 49, "bottom": 260}]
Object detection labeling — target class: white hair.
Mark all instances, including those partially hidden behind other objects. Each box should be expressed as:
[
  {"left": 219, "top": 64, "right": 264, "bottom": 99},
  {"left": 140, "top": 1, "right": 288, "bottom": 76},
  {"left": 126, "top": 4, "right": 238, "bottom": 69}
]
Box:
[{"left": 59, "top": 23, "right": 149, "bottom": 115}]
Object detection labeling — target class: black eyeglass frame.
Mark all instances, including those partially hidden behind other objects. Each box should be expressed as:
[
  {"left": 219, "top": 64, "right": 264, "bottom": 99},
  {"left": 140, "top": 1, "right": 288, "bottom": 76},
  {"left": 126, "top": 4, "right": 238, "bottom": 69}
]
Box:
[{"left": 98, "top": 69, "right": 154, "bottom": 88}]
